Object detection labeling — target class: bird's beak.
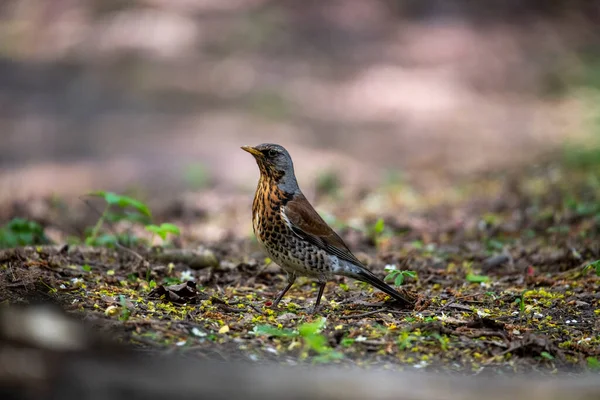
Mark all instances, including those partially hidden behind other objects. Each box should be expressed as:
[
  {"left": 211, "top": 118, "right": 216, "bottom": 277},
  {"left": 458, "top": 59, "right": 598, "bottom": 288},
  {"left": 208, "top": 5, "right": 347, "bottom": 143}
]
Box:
[{"left": 241, "top": 145, "right": 263, "bottom": 158}]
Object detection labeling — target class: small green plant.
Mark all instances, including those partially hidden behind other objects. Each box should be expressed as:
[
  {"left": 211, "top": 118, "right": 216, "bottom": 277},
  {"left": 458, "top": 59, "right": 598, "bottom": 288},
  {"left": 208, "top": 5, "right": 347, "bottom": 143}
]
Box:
[
  {"left": 485, "top": 238, "right": 505, "bottom": 252},
  {"left": 298, "top": 318, "right": 343, "bottom": 363},
  {"left": 514, "top": 290, "right": 527, "bottom": 314},
  {"left": 0, "top": 218, "right": 50, "bottom": 249},
  {"left": 252, "top": 318, "right": 343, "bottom": 363},
  {"left": 371, "top": 217, "right": 385, "bottom": 236},
  {"left": 540, "top": 351, "right": 554, "bottom": 361},
  {"left": 86, "top": 191, "right": 152, "bottom": 246},
  {"left": 384, "top": 264, "right": 417, "bottom": 287},
  {"left": 465, "top": 273, "right": 490, "bottom": 283},
  {"left": 431, "top": 332, "right": 450, "bottom": 351},
  {"left": 587, "top": 356, "right": 600, "bottom": 371},
  {"left": 146, "top": 223, "right": 181, "bottom": 242},
  {"left": 584, "top": 260, "right": 600, "bottom": 276},
  {"left": 397, "top": 330, "right": 418, "bottom": 350},
  {"left": 119, "top": 295, "right": 131, "bottom": 322},
  {"left": 85, "top": 191, "right": 180, "bottom": 248},
  {"left": 565, "top": 198, "right": 599, "bottom": 217},
  {"left": 252, "top": 325, "right": 296, "bottom": 337}
]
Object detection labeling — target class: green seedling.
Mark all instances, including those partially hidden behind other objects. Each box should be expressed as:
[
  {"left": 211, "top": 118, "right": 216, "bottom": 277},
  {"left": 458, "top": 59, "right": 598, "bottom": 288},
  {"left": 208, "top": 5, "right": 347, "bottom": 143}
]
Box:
[
  {"left": 371, "top": 218, "right": 385, "bottom": 237},
  {"left": 465, "top": 273, "right": 490, "bottom": 283},
  {"left": 146, "top": 223, "right": 181, "bottom": 242},
  {"left": 85, "top": 191, "right": 181, "bottom": 249},
  {"left": 514, "top": 290, "right": 527, "bottom": 314},
  {"left": 366, "top": 218, "right": 390, "bottom": 247},
  {"left": 252, "top": 325, "right": 297, "bottom": 338},
  {"left": 0, "top": 218, "right": 50, "bottom": 249},
  {"left": 119, "top": 295, "right": 131, "bottom": 322},
  {"left": 298, "top": 318, "right": 343, "bottom": 363},
  {"left": 540, "top": 351, "right": 554, "bottom": 361},
  {"left": 432, "top": 333, "right": 450, "bottom": 351},
  {"left": 565, "top": 198, "right": 598, "bottom": 217},
  {"left": 86, "top": 191, "right": 152, "bottom": 246},
  {"left": 397, "top": 330, "right": 418, "bottom": 350},
  {"left": 253, "top": 318, "right": 343, "bottom": 363},
  {"left": 584, "top": 260, "right": 600, "bottom": 276},
  {"left": 587, "top": 356, "right": 600, "bottom": 371},
  {"left": 384, "top": 264, "right": 417, "bottom": 287},
  {"left": 485, "top": 238, "right": 505, "bottom": 252}
]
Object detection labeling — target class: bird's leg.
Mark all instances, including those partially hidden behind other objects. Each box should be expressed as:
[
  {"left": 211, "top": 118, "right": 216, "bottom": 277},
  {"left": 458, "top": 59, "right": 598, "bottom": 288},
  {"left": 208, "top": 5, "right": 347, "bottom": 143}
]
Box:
[
  {"left": 272, "top": 274, "right": 296, "bottom": 308},
  {"left": 310, "top": 282, "right": 327, "bottom": 314}
]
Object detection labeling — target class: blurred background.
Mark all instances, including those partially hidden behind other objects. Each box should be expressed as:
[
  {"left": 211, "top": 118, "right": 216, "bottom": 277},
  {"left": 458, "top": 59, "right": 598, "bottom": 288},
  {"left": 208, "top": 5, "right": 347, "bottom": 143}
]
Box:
[{"left": 0, "top": 0, "right": 599, "bottom": 237}]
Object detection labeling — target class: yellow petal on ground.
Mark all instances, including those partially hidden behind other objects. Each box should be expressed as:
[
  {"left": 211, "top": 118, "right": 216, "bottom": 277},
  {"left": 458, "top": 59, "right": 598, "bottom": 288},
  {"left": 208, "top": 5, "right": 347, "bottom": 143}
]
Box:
[
  {"left": 218, "top": 325, "right": 230, "bottom": 334},
  {"left": 105, "top": 305, "right": 119, "bottom": 316}
]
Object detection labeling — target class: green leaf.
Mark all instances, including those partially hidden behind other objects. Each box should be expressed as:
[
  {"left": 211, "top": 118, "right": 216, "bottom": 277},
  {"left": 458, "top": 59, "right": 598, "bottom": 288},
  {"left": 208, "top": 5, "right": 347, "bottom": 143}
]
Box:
[
  {"left": 585, "top": 260, "right": 600, "bottom": 276},
  {"left": 465, "top": 273, "right": 490, "bottom": 283},
  {"left": 298, "top": 318, "right": 326, "bottom": 337},
  {"left": 119, "top": 295, "right": 131, "bottom": 322},
  {"left": 89, "top": 191, "right": 152, "bottom": 217},
  {"left": 146, "top": 225, "right": 166, "bottom": 240},
  {"left": 394, "top": 273, "right": 405, "bottom": 287},
  {"left": 313, "top": 351, "right": 344, "bottom": 363},
  {"left": 145, "top": 223, "right": 181, "bottom": 241},
  {"left": 402, "top": 270, "right": 417, "bottom": 279},
  {"left": 303, "top": 332, "right": 328, "bottom": 352},
  {"left": 540, "top": 351, "right": 554, "bottom": 360},
  {"left": 384, "top": 271, "right": 398, "bottom": 283},
  {"left": 81, "top": 264, "right": 92, "bottom": 272},
  {"left": 373, "top": 218, "right": 385, "bottom": 235},
  {"left": 163, "top": 277, "right": 181, "bottom": 285},
  {"left": 252, "top": 325, "right": 297, "bottom": 337},
  {"left": 410, "top": 240, "right": 424, "bottom": 249},
  {"left": 0, "top": 217, "right": 49, "bottom": 249},
  {"left": 159, "top": 223, "right": 181, "bottom": 235},
  {"left": 587, "top": 356, "right": 600, "bottom": 370},
  {"left": 104, "top": 192, "right": 122, "bottom": 206}
]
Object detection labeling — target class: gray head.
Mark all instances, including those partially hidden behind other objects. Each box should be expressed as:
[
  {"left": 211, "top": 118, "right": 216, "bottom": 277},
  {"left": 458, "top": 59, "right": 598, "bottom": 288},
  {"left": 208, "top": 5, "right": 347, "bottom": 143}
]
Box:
[{"left": 241, "top": 143, "right": 299, "bottom": 193}]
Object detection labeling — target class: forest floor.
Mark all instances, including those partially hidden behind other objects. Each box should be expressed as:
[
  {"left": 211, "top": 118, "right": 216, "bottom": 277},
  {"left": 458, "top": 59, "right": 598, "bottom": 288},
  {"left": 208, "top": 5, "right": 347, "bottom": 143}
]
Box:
[{"left": 1, "top": 148, "right": 599, "bottom": 376}]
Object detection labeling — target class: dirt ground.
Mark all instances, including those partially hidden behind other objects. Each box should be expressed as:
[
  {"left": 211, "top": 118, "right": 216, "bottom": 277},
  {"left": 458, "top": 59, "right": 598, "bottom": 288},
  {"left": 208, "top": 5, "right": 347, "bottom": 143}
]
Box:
[{"left": 1, "top": 148, "right": 599, "bottom": 376}]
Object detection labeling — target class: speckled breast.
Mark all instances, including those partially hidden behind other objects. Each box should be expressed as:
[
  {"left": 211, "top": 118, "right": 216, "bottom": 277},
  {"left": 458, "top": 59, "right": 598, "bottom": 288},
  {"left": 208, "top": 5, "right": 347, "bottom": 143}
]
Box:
[{"left": 252, "top": 180, "right": 333, "bottom": 279}]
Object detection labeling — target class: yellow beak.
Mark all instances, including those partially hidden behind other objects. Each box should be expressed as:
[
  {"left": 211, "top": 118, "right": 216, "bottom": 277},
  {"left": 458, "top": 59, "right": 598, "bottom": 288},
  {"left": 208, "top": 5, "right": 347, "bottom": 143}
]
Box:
[{"left": 241, "top": 145, "right": 263, "bottom": 157}]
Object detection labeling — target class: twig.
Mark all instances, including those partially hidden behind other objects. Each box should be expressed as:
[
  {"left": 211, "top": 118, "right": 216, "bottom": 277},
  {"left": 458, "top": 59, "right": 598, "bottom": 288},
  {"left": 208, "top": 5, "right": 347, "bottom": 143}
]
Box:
[
  {"left": 340, "top": 308, "right": 386, "bottom": 319},
  {"left": 438, "top": 299, "right": 456, "bottom": 311}
]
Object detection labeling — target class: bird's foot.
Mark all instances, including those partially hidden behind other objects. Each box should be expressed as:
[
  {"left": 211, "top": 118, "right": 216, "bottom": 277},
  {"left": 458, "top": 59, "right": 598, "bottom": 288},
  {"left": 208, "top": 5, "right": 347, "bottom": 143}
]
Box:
[{"left": 269, "top": 301, "right": 282, "bottom": 310}]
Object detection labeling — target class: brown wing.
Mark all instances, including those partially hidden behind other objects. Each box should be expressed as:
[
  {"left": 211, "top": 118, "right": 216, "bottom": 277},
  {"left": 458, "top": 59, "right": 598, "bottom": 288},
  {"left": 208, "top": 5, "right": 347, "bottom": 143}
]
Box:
[{"left": 283, "top": 194, "right": 363, "bottom": 266}]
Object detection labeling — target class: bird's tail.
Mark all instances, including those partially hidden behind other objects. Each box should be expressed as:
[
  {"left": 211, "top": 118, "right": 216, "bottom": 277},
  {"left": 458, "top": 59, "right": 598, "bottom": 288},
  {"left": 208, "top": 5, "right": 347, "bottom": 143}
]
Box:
[{"left": 347, "top": 266, "right": 413, "bottom": 305}]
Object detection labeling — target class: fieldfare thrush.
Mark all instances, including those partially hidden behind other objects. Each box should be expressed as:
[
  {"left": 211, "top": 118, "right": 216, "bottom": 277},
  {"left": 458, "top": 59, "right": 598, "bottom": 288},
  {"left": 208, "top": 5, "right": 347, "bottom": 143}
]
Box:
[{"left": 242, "top": 143, "right": 414, "bottom": 313}]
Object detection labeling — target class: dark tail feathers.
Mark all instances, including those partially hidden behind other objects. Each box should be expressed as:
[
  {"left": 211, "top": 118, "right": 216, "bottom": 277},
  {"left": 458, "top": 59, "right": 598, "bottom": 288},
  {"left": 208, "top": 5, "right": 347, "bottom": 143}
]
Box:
[{"left": 351, "top": 267, "right": 413, "bottom": 305}]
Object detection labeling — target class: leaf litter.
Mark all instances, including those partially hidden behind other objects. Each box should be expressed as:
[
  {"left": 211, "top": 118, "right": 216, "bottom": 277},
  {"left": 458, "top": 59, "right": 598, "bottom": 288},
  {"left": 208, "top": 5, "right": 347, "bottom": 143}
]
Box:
[{"left": 0, "top": 159, "right": 599, "bottom": 375}]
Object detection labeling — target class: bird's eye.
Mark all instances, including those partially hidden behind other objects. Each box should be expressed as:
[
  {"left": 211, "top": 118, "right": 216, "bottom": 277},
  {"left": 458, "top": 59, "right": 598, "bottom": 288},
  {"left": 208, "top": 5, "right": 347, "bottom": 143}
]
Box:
[{"left": 267, "top": 149, "right": 278, "bottom": 158}]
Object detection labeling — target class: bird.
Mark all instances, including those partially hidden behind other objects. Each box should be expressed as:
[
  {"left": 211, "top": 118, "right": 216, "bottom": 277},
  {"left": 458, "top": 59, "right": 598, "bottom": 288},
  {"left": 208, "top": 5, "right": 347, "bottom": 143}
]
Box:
[{"left": 242, "top": 143, "right": 414, "bottom": 313}]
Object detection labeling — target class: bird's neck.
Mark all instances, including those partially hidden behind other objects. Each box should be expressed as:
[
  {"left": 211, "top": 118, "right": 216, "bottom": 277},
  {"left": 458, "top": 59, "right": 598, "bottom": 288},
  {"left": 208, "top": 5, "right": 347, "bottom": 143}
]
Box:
[
  {"left": 256, "top": 174, "right": 299, "bottom": 199},
  {"left": 252, "top": 174, "right": 296, "bottom": 225},
  {"left": 276, "top": 171, "right": 300, "bottom": 195}
]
